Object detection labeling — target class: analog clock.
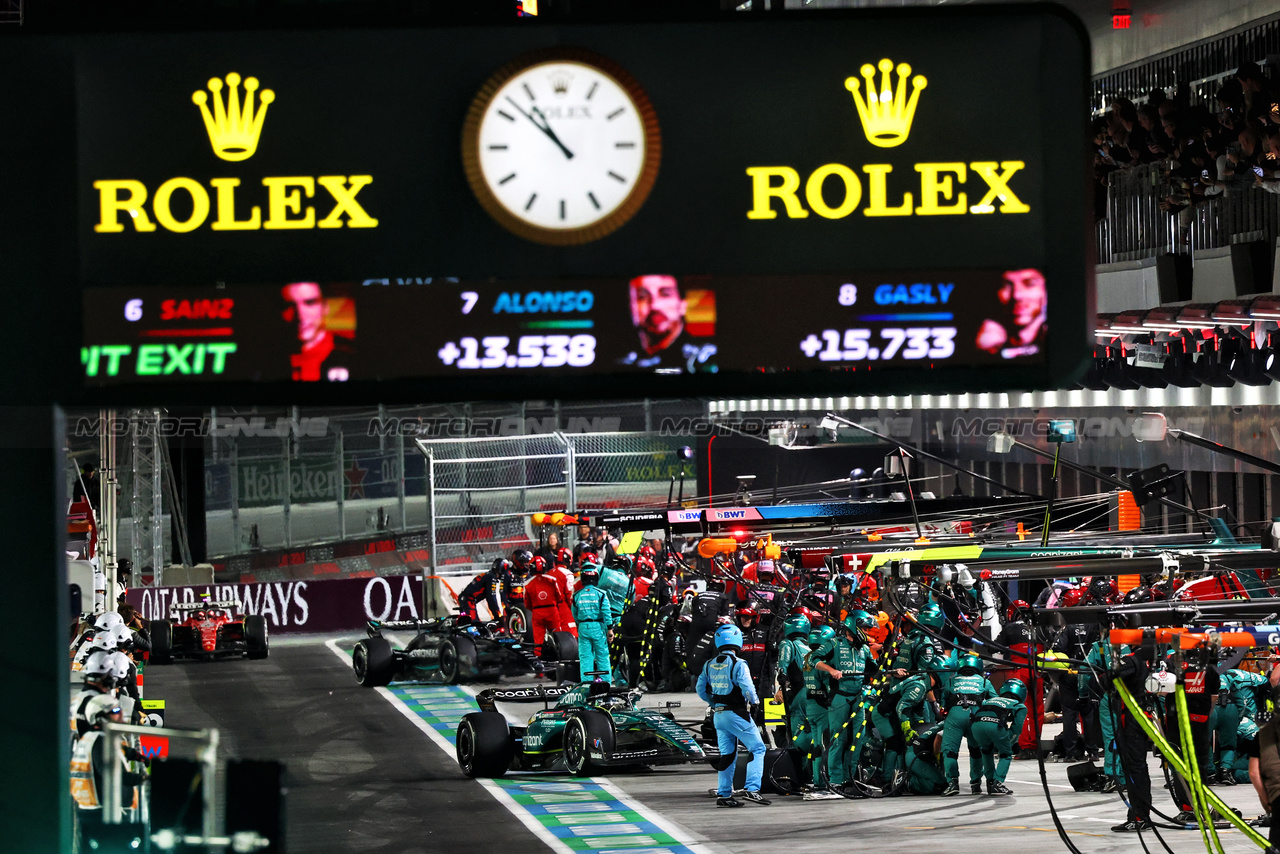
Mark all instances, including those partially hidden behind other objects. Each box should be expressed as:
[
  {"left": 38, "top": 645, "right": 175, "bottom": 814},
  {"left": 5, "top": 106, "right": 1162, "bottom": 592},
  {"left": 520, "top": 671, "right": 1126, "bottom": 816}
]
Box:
[{"left": 462, "top": 48, "right": 662, "bottom": 246}]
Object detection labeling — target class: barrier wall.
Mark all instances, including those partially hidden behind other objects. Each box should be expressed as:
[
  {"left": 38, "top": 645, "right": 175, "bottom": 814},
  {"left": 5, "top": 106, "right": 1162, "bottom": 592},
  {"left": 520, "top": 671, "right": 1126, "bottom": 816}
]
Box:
[{"left": 125, "top": 574, "right": 465, "bottom": 636}]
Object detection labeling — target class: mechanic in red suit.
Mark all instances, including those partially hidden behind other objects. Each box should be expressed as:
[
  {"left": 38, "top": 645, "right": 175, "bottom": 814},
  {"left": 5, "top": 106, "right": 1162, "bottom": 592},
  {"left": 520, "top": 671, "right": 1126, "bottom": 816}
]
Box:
[
  {"left": 552, "top": 548, "right": 578, "bottom": 635},
  {"left": 632, "top": 556, "right": 656, "bottom": 598},
  {"left": 1000, "top": 600, "right": 1044, "bottom": 758},
  {"left": 525, "top": 556, "right": 571, "bottom": 653}
]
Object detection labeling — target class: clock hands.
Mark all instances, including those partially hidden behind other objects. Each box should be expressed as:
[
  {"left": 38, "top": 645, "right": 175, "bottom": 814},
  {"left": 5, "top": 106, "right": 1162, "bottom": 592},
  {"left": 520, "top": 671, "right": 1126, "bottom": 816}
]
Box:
[{"left": 504, "top": 96, "right": 575, "bottom": 160}]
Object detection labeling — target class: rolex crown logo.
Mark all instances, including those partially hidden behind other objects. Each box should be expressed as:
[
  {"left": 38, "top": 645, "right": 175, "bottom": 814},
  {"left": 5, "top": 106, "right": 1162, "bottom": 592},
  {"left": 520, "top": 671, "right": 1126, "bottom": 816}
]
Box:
[
  {"left": 192, "top": 72, "right": 275, "bottom": 162},
  {"left": 550, "top": 71, "right": 572, "bottom": 96},
  {"left": 844, "top": 59, "right": 927, "bottom": 148}
]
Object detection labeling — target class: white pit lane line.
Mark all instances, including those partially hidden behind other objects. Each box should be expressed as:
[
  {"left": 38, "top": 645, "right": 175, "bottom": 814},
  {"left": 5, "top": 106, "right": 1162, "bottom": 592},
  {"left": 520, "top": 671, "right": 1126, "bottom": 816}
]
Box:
[{"left": 325, "top": 637, "right": 721, "bottom": 854}]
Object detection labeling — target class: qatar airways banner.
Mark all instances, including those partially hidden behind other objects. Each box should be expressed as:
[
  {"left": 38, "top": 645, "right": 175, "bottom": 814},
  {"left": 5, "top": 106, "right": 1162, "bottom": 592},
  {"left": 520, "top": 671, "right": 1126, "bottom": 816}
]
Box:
[{"left": 125, "top": 574, "right": 459, "bottom": 635}]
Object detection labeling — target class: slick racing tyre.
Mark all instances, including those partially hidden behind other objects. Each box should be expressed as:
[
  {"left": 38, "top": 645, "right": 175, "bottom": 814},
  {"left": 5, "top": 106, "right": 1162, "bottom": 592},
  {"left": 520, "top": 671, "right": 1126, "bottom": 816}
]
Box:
[
  {"left": 456, "top": 712, "right": 516, "bottom": 777},
  {"left": 150, "top": 620, "right": 173, "bottom": 665},
  {"left": 244, "top": 615, "right": 269, "bottom": 660},
  {"left": 439, "top": 638, "right": 461, "bottom": 685},
  {"left": 505, "top": 605, "right": 533, "bottom": 641},
  {"left": 353, "top": 637, "right": 395, "bottom": 687},
  {"left": 563, "top": 710, "right": 614, "bottom": 776},
  {"left": 547, "top": 631, "right": 580, "bottom": 682}
]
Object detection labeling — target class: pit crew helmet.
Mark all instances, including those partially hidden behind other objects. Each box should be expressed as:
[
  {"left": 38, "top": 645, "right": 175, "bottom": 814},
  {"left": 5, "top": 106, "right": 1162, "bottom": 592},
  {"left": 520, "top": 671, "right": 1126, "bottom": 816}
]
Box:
[
  {"left": 1001, "top": 677, "right": 1028, "bottom": 702},
  {"left": 736, "top": 604, "right": 759, "bottom": 625},
  {"left": 555, "top": 547, "right": 573, "bottom": 567},
  {"left": 109, "top": 624, "right": 136, "bottom": 651},
  {"left": 1006, "top": 599, "right": 1032, "bottom": 623},
  {"left": 82, "top": 650, "right": 116, "bottom": 683},
  {"left": 84, "top": 634, "right": 117, "bottom": 656},
  {"left": 715, "top": 624, "right": 744, "bottom": 650},
  {"left": 808, "top": 625, "right": 837, "bottom": 648},
  {"left": 638, "top": 545, "right": 656, "bottom": 559},
  {"left": 865, "top": 611, "right": 892, "bottom": 644},
  {"left": 94, "top": 611, "right": 124, "bottom": 632},
  {"left": 83, "top": 694, "right": 123, "bottom": 728},
  {"left": 530, "top": 555, "right": 548, "bottom": 574},
  {"left": 510, "top": 549, "right": 533, "bottom": 570},
  {"left": 783, "top": 615, "right": 811, "bottom": 639},
  {"left": 914, "top": 604, "right": 945, "bottom": 631},
  {"left": 835, "top": 573, "right": 856, "bottom": 590},
  {"left": 107, "top": 651, "right": 132, "bottom": 684},
  {"left": 580, "top": 564, "right": 600, "bottom": 584},
  {"left": 958, "top": 649, "right": 983, "bottom": 674}
]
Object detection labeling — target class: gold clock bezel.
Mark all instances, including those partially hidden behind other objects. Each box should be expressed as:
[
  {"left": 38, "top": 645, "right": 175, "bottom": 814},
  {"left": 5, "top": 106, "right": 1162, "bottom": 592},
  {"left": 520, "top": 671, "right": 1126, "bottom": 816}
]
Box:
[{"left": 461, "top": 47, "right": 662, "bottom": 247}]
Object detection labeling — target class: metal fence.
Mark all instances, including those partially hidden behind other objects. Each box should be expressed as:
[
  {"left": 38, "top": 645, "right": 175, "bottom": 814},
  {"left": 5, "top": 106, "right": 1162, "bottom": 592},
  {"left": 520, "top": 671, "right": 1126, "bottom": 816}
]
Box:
[
  {"left": 1096, "top": 162, "right": 1280, "bottom": 264},
  {"left": 418, "top": 431, "right": 686, "bottom": 575},
  {"left": 1091, "top": 14, "right": 1280, "bottom": 114},
  {"left": 74, "top": 400, "right": 703, "bottom": 564}
]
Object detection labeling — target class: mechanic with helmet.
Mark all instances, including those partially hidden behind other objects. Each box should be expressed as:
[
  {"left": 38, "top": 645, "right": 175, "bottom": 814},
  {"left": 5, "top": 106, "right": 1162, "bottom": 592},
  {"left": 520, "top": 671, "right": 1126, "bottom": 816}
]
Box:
[
  {"left": 73, "top": 651, "right": 119, "bottom": 736},
  {"left": 813, "top": 611, "right": 881, "bottom": 796},
  {"left": 72, "top": 694, "right": 148, "bottom": 846},
  {"left": 1216, "top": 668, "right": 1269, "bottom": 784},
  {"left": 826, "top": 574, "right": 856, "bottom": 625},
  {"left": 1048, "top": 621, "right": 1097, "bottom": 762},
  {"left": 969, "top": 678, "right": 1028, "bottom": 795},
  {"left": 73, "top": 632, "right": 117, "bottom": 672},
  {"left": 72, "top": 611, "right": 125, "bottom": 660},
  {"left": 457, "top": 558, "right": 510, "bottom": 624},
  {"left": 901, "top": 720, "right": 950, "bottom": 794},
  {"left": 773, "top": 614, "right": 811, "bottom": 750},
  {"left": 619, "top": 559, "right": 658, "bottom": 687},
  {"left": 650, "top": 558, "right": 680, "bottom": 607},
  {"left": 938, "top": 649, "right": 996, "bottom": 796},
  {"left": 889, "top": 605, "right": 944, "bottom": 687},
  {"left": 525, "top": 556, "right": 570, "bottom": 655},
  {"left": 998, "top": 599, "right": 1045, "bottom": 759},
  {"left": 696, "top": 624, "right": 771, "bottom": 808},
  {"left": 573, "top": 561, "right": 613, "bottom": 681},
  {"left": 734, "top": 605, "right": 770, "bottom": 687},
  {"left": 872, "top": 664, "right": 941, "bottom": 792},
  {"left": 801, "top": 625, "right": 837, "bottom": 794},
  {"left": 1080, "top": 637, "right": 1129, "bottom": 791},
  {"left": 550, "top": 548, "right": 578, "bottom": 634}
]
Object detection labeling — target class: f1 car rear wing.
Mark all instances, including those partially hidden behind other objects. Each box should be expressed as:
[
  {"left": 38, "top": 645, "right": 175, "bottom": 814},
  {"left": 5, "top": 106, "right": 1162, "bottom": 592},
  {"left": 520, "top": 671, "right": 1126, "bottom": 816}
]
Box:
[
  {"left": 474, "top": 684, "right": 574, "bottom": 713},
  {"left": 172, "top": 600, "right": 240, "bottom": 612}
]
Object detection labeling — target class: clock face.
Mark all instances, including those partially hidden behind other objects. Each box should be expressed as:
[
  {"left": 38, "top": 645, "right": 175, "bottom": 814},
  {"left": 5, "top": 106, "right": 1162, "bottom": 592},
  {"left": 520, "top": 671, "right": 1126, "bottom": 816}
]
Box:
[{"left": 462, "top": 50, "right": 662, "bottom": 245}]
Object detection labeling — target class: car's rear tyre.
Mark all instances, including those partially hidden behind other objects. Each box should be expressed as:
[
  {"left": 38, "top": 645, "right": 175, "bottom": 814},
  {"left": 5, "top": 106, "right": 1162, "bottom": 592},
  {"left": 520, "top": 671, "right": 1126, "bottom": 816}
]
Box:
[
  {"left": 563, "top": 710, "right": 614, "bottom": 776},
  {"left": 505, "top": 605, "right": 533, "bottom": 641},
  {"left": 150, "top": 620, "right": 173, "bottom": 665},
  {"left": 244, "top": 615, "right": 269, "bottom": 660},
  {"left": 547, "top": 631, "right": 579, "bottom": 682},
  {"left": 456, "top": 712, "right": 515, "bottom": 777},
  {"left": 439, "top": 639, "right": 460, "bottom": 685},
  {"left": 353, "top": 637, "right": 395, "bottom": 687}
]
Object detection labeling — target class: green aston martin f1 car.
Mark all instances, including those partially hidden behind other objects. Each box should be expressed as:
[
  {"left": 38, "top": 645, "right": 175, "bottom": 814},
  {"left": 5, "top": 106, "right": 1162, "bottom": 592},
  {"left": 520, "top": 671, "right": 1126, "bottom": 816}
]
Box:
[{"left": 456, "top": 682, "right": 706, "bottom": 777}]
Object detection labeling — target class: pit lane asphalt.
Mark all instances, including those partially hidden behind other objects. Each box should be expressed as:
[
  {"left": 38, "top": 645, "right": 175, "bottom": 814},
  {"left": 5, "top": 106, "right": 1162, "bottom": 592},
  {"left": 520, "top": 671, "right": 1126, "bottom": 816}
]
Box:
[{"left": 147, "top": 634, "right": 1271, "bottom": 854}]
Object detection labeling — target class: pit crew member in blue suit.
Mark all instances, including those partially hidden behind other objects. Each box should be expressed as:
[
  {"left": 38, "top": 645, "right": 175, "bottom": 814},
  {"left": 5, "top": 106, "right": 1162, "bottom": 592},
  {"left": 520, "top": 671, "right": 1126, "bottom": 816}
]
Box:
[{"left": 697, "top": 624, "right": 770, "bottom": 808}]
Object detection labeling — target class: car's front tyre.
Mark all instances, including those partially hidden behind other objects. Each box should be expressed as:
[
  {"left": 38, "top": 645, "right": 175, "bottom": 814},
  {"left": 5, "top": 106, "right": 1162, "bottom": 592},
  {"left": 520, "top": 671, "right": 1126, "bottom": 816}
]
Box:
[
  {"left": 563, "top": 710, "right": 614, "bottom": 776},
  {"left": 457, "top": 712, "right": 515, "bottom": 777}
]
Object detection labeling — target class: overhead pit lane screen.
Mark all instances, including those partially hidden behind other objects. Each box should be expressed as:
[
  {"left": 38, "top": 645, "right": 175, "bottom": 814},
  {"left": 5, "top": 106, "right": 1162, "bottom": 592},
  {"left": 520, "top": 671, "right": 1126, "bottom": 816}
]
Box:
[
  {"left": 82, "top": 270, "right": 1045, "bottom": 384},
  {"left": 56, "top": 7, "right": 1087, "bottom": 399}
]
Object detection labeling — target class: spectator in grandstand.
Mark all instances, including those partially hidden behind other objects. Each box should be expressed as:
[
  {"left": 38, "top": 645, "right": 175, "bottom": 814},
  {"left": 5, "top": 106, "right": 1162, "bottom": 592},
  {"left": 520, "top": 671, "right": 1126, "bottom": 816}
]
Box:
[
  {"left": 1237, "top": 62, "right": 1280, "bottom": 127},
  {"left": 1104, "top": 97, "right": 1144, "bottom": 167},
  {"left": 1137, "top": 102, "right": 1173, "bottom": 160}
]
